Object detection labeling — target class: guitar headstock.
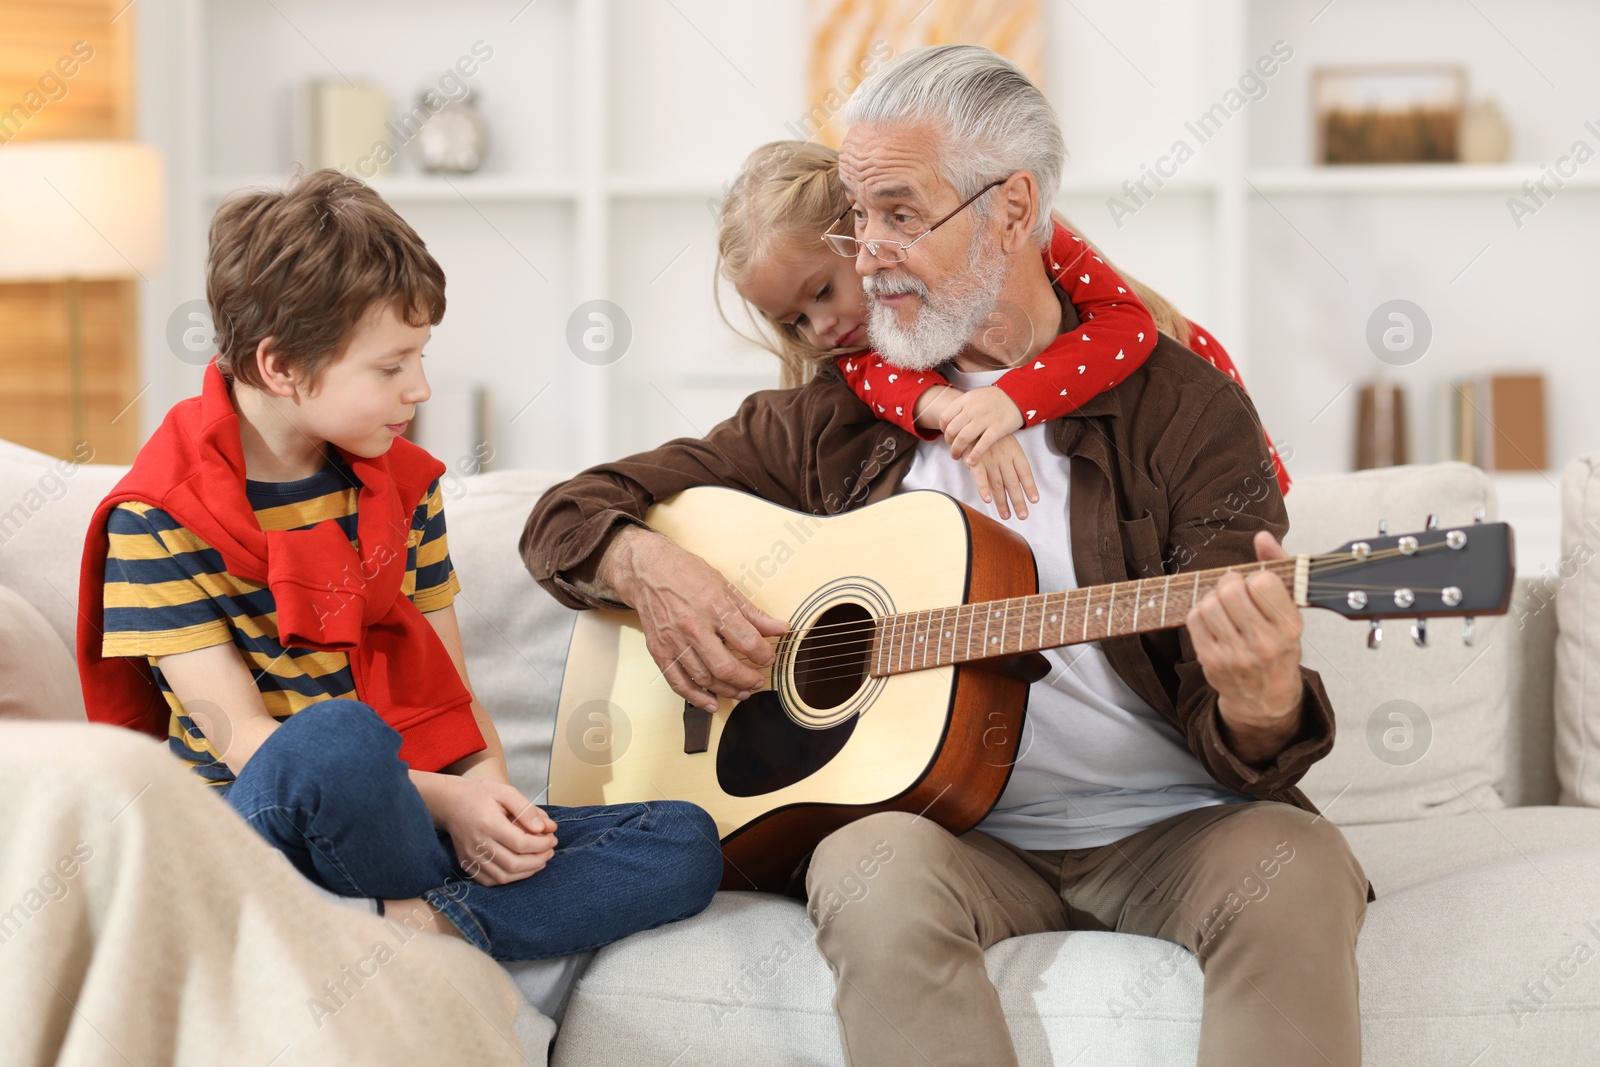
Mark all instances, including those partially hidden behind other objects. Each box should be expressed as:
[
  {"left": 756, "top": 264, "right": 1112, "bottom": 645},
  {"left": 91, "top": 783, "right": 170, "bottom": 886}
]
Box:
[{"left": 1303, "top": 519, "right": 1515, "bottom": 630}]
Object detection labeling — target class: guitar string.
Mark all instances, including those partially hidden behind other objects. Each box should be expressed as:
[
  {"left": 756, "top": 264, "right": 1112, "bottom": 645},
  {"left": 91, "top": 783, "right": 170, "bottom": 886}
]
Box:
[
  {"left": 736, "top": 585, "right": 1465, "bottom": 694},
  {"left": 712, "top": 544, "right": 1481, "bottom": 689},
  {"left": 747, "top": 586, "right": 1488, "bottom": 691},
  {"left": 740, "top": 577, "right": 1474, "bottom": 688},
  {"left": 732, "top": 550, "right": 1356, "bottom": 652},
  {"left": 673, "top": 537, "right": 1483, "bottom": 691},
  {"left": 733, "top": 549, "right": 1441, "bottom": 674},
  {"left": 739, "top": 559, "right": 1303, "bottom": 644},
  {"left": 733, "top": 539, "right": 1459, "bottom": 646},
  {"left": 748, "top": 574, "right": 1468, "bottom": 671}
]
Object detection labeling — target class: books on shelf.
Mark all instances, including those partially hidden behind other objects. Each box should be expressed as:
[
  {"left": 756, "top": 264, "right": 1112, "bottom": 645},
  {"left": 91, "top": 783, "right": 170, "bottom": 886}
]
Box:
[
  {"left": 282, "top": 82, "right": 391, "bottom": 176},
  {"left": 1354, "top": 381, "right": 1409, "bottom": 470},
  {"left": 1437, "top": 373, "right": 1548, "bottom": 470}
]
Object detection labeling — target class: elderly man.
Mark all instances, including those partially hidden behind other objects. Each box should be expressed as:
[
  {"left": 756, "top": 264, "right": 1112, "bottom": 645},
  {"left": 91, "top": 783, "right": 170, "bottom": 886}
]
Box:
[{"left": 524, "top": 44, "right": 1368, "bottom": 1067}]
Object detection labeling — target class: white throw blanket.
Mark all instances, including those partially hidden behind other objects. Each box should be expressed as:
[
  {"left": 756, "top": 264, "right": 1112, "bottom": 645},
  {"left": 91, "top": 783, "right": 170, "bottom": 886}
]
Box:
[{"left": 0, "top": 720, "right": 555, "bottom": 1066}]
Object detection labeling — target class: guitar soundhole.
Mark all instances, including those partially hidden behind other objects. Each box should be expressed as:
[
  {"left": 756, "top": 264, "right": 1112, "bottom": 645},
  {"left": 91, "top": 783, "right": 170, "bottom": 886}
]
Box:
[{"left": 793, "top": 602, "right": 873, "bottom": 710}]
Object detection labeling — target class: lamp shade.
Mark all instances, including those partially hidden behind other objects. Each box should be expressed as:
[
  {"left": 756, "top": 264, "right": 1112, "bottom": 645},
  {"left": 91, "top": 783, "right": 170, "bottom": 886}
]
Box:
[{"left": 0, "top": 141, "right": 165, "bottom": 281}]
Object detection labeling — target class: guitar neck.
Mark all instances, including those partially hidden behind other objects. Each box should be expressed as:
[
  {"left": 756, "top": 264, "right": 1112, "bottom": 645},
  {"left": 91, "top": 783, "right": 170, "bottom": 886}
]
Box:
[{"left": 870, "top": 556, "right": 1309, "bottom": 678}]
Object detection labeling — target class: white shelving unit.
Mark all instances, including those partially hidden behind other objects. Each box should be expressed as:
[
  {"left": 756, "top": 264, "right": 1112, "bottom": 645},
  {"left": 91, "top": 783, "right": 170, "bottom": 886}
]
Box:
[{"left": 133, "top": 0, "right": 1595, "bottom": 544}]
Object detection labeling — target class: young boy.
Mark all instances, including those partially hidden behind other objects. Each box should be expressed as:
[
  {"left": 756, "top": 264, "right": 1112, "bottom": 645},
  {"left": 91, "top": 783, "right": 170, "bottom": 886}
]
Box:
[{"left": 76, "top": 168, "right": 722, "bottom": 960}]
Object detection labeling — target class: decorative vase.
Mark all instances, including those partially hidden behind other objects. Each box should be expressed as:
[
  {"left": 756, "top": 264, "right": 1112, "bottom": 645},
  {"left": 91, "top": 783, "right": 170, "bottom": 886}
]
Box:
[
  {"left": 414, "top": 92, "right": 489, "bottom": 174},
  {"left": 1459, "top": 99, "right": 1511, "bottom": 164}
]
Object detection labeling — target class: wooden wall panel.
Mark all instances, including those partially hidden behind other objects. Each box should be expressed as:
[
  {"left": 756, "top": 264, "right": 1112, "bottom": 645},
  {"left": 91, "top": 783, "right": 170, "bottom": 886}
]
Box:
[{"left": 0, "top": 0, "right": 139, "bottom": 463}]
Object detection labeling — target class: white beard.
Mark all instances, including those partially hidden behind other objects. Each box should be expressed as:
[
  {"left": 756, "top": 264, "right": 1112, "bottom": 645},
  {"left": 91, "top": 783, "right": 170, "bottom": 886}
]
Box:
[{"left": 863, "top": 231, "right": 1008, "bottom": 372}]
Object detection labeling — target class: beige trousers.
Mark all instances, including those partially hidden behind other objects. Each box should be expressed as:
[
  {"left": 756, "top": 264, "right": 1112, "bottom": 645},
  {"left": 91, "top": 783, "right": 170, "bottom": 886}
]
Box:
[{"left": 805, "top": 801, "right": 1368, "bottom": 1067}]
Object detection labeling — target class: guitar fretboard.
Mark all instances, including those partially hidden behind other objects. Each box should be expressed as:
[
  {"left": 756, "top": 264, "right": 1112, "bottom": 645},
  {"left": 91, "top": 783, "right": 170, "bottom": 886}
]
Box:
[{"left": 869, "top": 556, "right": 1307, "bottom": 678}]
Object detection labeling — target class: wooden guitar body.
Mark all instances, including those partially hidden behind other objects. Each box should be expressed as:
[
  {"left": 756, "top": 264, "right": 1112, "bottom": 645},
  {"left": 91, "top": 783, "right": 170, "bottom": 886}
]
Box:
[{"left": 549, "top": 487, "right": 1038, "bottom": 893}]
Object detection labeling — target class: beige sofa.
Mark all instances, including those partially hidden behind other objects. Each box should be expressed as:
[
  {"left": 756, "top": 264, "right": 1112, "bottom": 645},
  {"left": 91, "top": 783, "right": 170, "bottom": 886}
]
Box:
[{"left": 3, "top": 434, "right": 1598, "bottom": 1066}]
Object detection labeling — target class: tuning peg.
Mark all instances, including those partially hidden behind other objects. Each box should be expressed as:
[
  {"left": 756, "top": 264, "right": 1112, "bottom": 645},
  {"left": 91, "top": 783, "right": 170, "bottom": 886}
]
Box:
[
  {"left": 1378, "top": 519, "right": 1389, "bottom": 536},
  {"left": 1411, "top": 618, "right": 1428, "bottom": 647},
  {"left": 1425, "top": 514, "right": 1439, "bottom": 530},
  {"left": 1368, "top": 619, "right": 1383, "bottom": 649},
  {"left": 1473, "top": 507, "right": 1485, "bottom": 524},
  {"left": 1462, "top": 617, "right": 1476, "bottom": 646}
]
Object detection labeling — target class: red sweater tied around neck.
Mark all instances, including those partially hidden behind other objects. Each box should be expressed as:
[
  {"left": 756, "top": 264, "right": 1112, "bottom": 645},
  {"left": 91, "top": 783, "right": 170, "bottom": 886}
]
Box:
[{"left": 77, "top": 358, "right": 484, "bottom": 771}]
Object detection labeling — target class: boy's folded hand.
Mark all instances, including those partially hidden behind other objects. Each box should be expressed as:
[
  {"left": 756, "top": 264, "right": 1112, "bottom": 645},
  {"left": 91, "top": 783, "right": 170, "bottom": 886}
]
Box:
[{"left": 438, "top": 777, "right": 559, "bottom": 886}]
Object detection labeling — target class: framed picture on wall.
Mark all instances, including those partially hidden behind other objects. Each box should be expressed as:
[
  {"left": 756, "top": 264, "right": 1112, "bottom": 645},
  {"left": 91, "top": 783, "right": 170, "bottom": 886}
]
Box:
[
  {"left": 1314, "top": 65, "right": 1467, "bottom": 164},
  {"left": 801, "top": 0, "right": 1044, "bottom": 148}
]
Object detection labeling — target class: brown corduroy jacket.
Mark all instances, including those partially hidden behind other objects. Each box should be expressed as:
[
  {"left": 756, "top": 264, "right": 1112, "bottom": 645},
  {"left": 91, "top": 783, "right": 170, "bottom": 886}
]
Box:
[{"left": 521, "top": 319, "right": 1348, "bottom": 849}]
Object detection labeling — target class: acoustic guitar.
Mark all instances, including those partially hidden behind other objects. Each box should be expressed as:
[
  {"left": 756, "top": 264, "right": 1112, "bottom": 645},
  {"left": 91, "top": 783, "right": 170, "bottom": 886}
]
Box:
[{"left": 548, "top": 487, "right": 1514, "bottom": 893}]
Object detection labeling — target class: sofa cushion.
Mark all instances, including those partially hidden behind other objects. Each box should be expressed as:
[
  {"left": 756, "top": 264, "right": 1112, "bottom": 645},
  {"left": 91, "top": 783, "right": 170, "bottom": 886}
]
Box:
[
  {"left": 1504, "top": 577, "right": 1560, "bottom": 806},
  {"left": 552, "top": 832, "right": 1600, "bottom": 1067},
  {"left": 0, "top": 440, "right": 129, "bottom": 653},
  {"left": 1345, "top": 844, "right": 1600, "bottom": 1067},
  {"left": 1556, "top": 454, "right": 1600, "bottom": 806},
  {"left": 443, "top": 469, "right": 577, "bottom": 799},
  {"left": 1282, "top": 462, "right": 1507, "bottom": 824},
  {"left": 1342, "top": 804, "right": 1600, "bottom": 893},
  {"left": 0, "top": 584, "right": 87, "bottom": 721}
]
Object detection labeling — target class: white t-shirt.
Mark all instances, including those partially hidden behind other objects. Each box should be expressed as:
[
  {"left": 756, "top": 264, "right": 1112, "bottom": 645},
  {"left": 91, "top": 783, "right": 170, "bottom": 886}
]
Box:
[{"left": 896, "top": 365, "right": 1248, "bottom": 851}]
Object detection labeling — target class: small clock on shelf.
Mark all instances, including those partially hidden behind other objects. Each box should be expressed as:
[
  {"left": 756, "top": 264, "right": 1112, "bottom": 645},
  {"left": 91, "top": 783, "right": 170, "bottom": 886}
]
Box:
[{"left": 413, "top": 92, "right": 490, "bottom": 175}]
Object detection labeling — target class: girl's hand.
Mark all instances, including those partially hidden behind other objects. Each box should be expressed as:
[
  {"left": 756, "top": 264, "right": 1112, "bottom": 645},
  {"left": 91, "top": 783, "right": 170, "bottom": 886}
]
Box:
[
  {"left": 969, "top": 434, "right": 1040, "bottom": 520},
  {"left": 434, "top": 776, "right": 558, "bottom": 886},
  {"left": 940, "top": 386, "right": 1025, "bottom": 463},
  {"left": 912, "top": 383, "right": 962, "bottom": 433}
]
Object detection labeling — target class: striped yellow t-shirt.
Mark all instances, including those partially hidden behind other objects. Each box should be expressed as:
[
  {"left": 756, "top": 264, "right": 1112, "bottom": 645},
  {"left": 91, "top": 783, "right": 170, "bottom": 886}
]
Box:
[{"left": 100, "top": 448, "right": 458, "bottom": 786}]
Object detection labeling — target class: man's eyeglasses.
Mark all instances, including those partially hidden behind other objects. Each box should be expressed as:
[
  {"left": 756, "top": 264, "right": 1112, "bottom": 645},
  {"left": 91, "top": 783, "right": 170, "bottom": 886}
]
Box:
[{"left": 820, "top": 178, "right": 1007, "bottom": 263}]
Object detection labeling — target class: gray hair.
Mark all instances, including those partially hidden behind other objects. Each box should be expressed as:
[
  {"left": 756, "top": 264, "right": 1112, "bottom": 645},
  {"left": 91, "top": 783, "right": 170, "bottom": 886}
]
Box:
[{"left": 842, "top": 44, "right": 1063, "bottom": 245}]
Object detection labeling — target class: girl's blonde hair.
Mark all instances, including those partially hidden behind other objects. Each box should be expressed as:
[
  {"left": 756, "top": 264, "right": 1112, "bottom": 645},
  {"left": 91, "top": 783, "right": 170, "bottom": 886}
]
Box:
[{"left": 715, "top": 140, "right": 1192, "bottom": 389}]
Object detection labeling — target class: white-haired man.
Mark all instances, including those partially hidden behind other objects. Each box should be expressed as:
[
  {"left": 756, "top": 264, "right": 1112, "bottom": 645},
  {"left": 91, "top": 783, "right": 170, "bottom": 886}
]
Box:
[{"left": 525, "top": 45, "right": 1369, "bottom": 1067}]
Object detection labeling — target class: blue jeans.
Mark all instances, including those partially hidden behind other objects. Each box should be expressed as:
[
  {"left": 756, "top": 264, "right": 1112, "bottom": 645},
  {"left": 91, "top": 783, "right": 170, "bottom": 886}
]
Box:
[{"left": 218, "top": 699, "right": 724, "bottom": 961}]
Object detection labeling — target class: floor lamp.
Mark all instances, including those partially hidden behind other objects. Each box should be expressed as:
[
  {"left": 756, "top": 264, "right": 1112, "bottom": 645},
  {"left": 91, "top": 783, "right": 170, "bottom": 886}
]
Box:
[{"left": 0, "top": 142, "right": 165, "bottom": 454}]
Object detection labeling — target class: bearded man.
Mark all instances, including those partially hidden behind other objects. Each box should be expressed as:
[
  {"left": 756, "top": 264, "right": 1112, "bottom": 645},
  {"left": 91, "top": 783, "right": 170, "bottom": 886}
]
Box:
[{"left": 523, "top": 44, "right": 1370, "bottom": 1067}]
